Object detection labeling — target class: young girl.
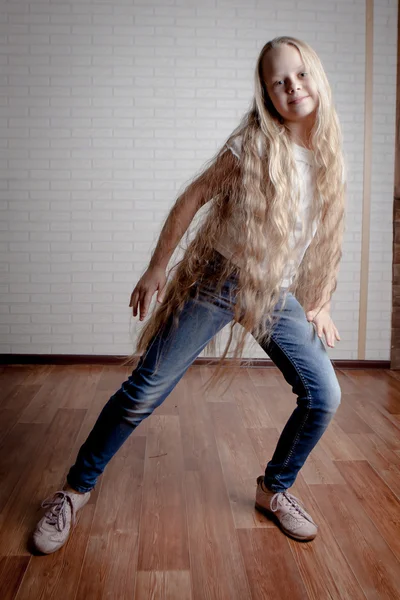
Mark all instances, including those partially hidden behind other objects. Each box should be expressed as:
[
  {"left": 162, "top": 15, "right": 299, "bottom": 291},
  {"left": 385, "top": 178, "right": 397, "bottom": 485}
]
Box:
[{"left": 32, "top": 36, "right": 346, "bottom": 553}]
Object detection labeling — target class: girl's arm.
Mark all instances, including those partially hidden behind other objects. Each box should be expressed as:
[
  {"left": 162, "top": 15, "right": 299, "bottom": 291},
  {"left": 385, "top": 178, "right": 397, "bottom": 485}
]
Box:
[
  {"left": 148, "top": 185, "right": 202, "bottom": 270},
  {"left": 148, "top": 148, "right": 237, "bottom": 269},
  {"left": 308, "top": 294, "right": 332, "bottom": 316},
  {"left": 321, "top": 300, "right": 331, "bottom": 311},
  {"left": 130, "top": 148, "right": 238, "bottom": 320}
]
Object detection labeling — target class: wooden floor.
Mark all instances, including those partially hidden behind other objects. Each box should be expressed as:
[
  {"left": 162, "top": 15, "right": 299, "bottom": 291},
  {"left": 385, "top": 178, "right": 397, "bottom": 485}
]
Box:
[{"left": 0, "top": 364, "right": 399, "bottom": 600}]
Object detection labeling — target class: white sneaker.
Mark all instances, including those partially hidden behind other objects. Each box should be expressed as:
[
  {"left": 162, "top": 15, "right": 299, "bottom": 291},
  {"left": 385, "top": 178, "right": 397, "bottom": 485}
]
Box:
[
  {"left": 255, "top": 475, "right": 318, "bottom": 541},
  {"left": 32, "top": 489, "right": 91, "bottom": 554}
]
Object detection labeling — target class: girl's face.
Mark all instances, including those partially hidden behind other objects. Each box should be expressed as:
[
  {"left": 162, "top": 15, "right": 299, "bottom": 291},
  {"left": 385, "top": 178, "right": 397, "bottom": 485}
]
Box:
[{"left": 261, "top": 44, "right": 319, "bottom": 126}]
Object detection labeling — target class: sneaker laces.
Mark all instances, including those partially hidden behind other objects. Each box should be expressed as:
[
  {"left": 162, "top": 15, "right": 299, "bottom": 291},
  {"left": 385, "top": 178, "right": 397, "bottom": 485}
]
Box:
[
  {"left": 270, "top": 491, "right": 317, "bottom": 526},
  {"left": 41, "top": 491, "right": 75, "bottom": 532}
]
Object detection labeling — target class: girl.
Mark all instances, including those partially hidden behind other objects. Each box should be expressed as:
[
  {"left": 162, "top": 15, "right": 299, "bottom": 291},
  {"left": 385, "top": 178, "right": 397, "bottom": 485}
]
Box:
[{"left": 32, "top": 36, "right": 346, "bottom": 553}]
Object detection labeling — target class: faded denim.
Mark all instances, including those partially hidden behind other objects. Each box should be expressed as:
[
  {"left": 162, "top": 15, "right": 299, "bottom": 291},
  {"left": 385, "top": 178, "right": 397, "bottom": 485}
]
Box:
[{"left": 67, "top": 251, "right": 341, "bottom": 493}]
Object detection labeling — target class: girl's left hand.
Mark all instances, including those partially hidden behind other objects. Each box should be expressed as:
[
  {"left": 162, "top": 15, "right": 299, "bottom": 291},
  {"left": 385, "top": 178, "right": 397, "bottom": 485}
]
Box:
[{"left": 306, "top": 308, "right": 341, "bottom": 348}]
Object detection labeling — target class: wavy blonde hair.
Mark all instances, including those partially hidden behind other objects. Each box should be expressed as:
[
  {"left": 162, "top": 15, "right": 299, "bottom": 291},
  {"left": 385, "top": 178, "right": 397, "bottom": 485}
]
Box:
[{"left": 123, "top": 35, "right": 346, "bottom": 391}]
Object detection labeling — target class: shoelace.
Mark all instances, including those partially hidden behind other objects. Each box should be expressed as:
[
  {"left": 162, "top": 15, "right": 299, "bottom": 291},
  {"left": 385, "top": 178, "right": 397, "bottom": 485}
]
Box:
[
  {"left": 41, "top": 491, "right": 75, "bottom": 532},
  {"left": 270, "top": 491, "right": 317, "bottom": 526}
]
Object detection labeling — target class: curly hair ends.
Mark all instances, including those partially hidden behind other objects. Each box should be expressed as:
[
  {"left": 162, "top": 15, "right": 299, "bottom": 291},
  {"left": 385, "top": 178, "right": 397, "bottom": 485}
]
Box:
[{"left": 122, "top": 35, "right": 347, "bottom": 395}]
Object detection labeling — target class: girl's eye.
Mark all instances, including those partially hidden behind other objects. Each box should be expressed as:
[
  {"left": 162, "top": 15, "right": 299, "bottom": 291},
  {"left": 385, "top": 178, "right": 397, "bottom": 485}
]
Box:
[{"left": 275, "top": 72, "right": 308, "bottom": 86}]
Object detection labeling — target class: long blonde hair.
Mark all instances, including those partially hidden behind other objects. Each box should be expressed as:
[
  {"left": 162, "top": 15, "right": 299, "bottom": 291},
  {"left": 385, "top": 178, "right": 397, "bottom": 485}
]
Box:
[{"left": 123, "top": 36, "right": 346, "bottom": 391}]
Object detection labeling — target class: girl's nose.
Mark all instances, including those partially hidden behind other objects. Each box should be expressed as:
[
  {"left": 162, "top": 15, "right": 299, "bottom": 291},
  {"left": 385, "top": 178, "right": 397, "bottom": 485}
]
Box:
[{"left": 287, "top": 82, "right": 301, "bottom": 94}]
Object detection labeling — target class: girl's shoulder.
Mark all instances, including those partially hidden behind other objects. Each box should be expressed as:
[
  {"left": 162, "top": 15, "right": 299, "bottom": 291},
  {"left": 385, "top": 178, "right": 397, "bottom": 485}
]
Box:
[
  {"left": 224, "top": 133, "right": 347, "bottom": 185},
  {"left": 225, "top": 134, "right": 243, "bottom": 160},
  {"left": 225, "top": 132, "right": 264, "bottom": 160},
  {"left": 225, "top": 133, "right": 312, "bottom": 165}
]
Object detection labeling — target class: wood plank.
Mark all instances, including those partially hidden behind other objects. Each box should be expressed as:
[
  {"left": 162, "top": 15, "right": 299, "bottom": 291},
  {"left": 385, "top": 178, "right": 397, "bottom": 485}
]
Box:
[
  {"left": 256, "top": 382, "right": 298, "bottom": 431},
  {"left": 75, "top": 434, "right": 146, "bottom": 599},
  {"left": 95, "top": 365, "right": 129, "bottom": 392},
  {"left": 15, "top": 504, "right": 96, "bottom": 600},
  {"left": 200, "top": 365, "right": 243, "bottom": 402},
  {"left": 335, "top": 460, "right": 400, "bottom": 561},
  {"left": 318, "top": 418, "right": 365, "bottom": 461},
  {"left": 246, "top": 426, "right": 282, "bottom": 471},
  {"left": 0, "top": 408, "right": 86, "bottom": 555},
  {"left": 179, "top": 367, "right": 222, "bottom": 472},
  {"left": 18, "top": 367, "right": 82, "bottom": 424},
  {"left": 311, "top": 483, "right": 400, "bottom": 600},
  {"left": 333, "top": 394, "right": 374, "bottom": 434},
  {"left": 347, "top": 432, "right": 400, "bottom": 499},
  {"left": 60, "top": 365, "right": 103, "bottom": 410},
  {"left": 76, "top": 531, "right": 139, "bottom": 600},
  {"left": 0, "top": 366, "right": 37, "bottom": 406},
  {"left": 1, "top": 383, "right": 41, "bottom": 413},
  {"left": 237, "top": 528, "right": 309, "bottom": 600},
  {"left": 87, "top": 434, "right": 145, "bottom": 537},
  {"left": 21, "top": 365, "right": 54, "bottom": 387},
  {"left": 335, "top": 393, "right": 400, "bottom": 450},
  {"left": 231, "top": 371, "right": 276, "bottom": 428},
  {"left": 179, "top": 372, "right": 252, "bottom": 599},
  {"left": 0, "top": 385, "right": 42, "bottom": 443},
  {"left": 387, "top": 369, "right": 400, "bottom": 382},
  {"left": 336, "top": 370, "right": 361, "bottom": 394},
  {"left": 135, "top": 571, "right": 192, "bottom": 600},
  {"left": 137, "top": 415, "right": 189, "bottom": 571},
  {"left": 0, "top": 555, "right": 30, "bottom": 600},
  {"left": 0, "top": 365, "right": 398, "bottom": 600},
  {"left": 246, "top": 366, "right": 282, "bottom": 387},
  {"left": 0, "top": 423, "right": 47, "bottom": 513},
  {"left": 288, "top": 477, "right": 366, "bottom": 600},
  {"left": 343, "top": 370, "right": 400, "bottom": 417},
  {"left": 209, "top": 401, "right": 264, "bottom": 528},
  {"left": 295, "top": 433, "right": 347, "bottom": 486},
  {"left": 0, "top": 409, "right": 20, "bottom": 444},
  {"left": 372, "top": 371, "right": 400, "bottom": 413},
  {"left": 185, "top": 470, "right": 252, "bottom": 600}
]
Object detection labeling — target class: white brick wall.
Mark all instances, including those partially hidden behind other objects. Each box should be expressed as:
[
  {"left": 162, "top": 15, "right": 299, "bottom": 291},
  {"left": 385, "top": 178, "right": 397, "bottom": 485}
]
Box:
[{"left": 0, "top": 0, "right": 397, "bottom": 360}]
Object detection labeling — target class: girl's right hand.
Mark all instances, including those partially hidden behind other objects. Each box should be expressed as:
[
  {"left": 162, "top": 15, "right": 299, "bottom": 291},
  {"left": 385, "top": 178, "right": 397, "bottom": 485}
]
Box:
[{"left": 129, "top": 265, "right": 167, "bottom": 321}]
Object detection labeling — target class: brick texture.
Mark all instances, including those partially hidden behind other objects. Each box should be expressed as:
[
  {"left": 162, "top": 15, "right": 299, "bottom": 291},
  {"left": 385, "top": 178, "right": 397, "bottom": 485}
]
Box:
[{"left": 0, "top": 0, "right": 397, "bottom": 360}]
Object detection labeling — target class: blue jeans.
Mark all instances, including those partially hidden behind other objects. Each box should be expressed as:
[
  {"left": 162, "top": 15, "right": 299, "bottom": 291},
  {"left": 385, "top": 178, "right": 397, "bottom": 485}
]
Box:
[{"left": 67, "top": 252, "right": 341, "bottom": 493}]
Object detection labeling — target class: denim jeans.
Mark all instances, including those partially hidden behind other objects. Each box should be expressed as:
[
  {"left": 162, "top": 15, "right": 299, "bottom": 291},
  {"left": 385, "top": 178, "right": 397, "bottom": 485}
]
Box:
[{"left": 67, "top": 251, "right": 341, "bottom": 494}]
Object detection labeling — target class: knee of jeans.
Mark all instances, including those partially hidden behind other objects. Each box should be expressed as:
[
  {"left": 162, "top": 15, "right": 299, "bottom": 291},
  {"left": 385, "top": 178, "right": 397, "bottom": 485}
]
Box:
[
  {"left": 127, "top": 364, "right": 172, "bottom": 394},
  {"left": 324, "top": 378, "right": 341, "bottom": 413},
  {"left": 113, "top": 388, "right": 167, "bottom": 427},
  {"left": 308, "top": 377, "right": 341, "bottom": 415},
  {"left": 113, "top": 374, "right": 171, "bottom": 412}
]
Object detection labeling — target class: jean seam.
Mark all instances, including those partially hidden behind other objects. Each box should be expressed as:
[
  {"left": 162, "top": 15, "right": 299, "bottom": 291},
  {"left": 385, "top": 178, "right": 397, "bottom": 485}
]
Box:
[{"left": 267, "top": 332, "right": 312, "bottom": 483}]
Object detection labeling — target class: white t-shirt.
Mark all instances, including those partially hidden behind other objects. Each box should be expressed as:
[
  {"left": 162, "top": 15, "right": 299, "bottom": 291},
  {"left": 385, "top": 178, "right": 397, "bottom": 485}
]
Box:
[{"left": 212, "top": 135, "right": 319, "bottom": 289}]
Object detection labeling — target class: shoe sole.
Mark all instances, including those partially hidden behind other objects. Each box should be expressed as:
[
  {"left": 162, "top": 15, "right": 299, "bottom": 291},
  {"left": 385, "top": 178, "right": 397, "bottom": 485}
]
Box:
[{"left": 254, "top": 501, "right": 317, "bottom": 542}]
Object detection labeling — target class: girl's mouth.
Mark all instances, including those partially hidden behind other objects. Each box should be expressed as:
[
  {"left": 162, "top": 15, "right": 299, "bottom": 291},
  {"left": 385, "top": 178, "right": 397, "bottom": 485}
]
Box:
[{"left": 289, "top": 96, "right": 309, "bottom": 105}]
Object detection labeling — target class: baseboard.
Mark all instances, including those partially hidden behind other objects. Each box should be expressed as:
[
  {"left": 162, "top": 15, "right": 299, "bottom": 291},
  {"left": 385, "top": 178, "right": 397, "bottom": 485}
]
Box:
[{"left": 0, "top": 354, "right": 391, "bottom": 370}]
